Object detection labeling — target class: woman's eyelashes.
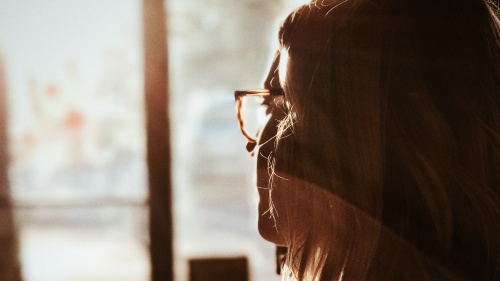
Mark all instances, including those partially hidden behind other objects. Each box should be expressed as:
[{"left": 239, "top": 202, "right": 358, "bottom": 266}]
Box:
[
  {"left": 263, "top": 95, "right": 288, "bottom": 116},
  {"left": 262, "top": 97, "right": 276, "bottom": 115}
]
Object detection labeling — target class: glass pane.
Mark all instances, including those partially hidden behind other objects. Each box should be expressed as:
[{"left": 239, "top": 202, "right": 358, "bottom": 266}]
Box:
[
  {"left": 0, "top": 1, "right": 149, "bottom": 280},
  {"left": 168, "top": 0, "right": 308, "bottom": 280},
  {"left": 240, "top": 95, "right": 269, "bottom": 140},
  {"left": 1, "top": 0, "right": 311, "bottom": 280}
]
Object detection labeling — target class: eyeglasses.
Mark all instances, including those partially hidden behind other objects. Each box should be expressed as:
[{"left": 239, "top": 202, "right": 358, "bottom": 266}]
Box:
[{"left": 234, "top": 89, "right": 285, "bottom": 143}]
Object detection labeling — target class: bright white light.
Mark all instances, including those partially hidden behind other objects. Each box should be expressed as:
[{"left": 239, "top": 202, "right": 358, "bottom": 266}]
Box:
[{"left": 279, "top": 48, "right": 289, "bottom": 88}]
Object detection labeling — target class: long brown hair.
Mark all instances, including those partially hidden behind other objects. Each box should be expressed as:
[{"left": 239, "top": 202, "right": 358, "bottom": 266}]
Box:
[{"left": 267, "top": 0, "right": 500, "bottom": 280}]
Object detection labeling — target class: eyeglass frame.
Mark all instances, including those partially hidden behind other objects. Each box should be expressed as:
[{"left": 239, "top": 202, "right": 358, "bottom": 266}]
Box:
[{"left": 234, "top": 88, "right": 285, "bottom": 143}]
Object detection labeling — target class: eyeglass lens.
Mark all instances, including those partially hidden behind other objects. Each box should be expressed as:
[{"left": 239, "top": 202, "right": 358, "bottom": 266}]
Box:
[{"left": 240, "top": 95, "right": 272, "bottom": 141}]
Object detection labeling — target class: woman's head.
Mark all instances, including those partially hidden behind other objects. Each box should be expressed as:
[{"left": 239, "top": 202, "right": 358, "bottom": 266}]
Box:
[{"left": 254, "top": 0, "right": 500, "bottom": 280}]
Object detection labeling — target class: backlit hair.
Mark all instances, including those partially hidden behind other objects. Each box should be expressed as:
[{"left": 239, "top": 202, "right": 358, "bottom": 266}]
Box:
[{"left": 266, "top": 0, "right": 500, "bottom": 280}]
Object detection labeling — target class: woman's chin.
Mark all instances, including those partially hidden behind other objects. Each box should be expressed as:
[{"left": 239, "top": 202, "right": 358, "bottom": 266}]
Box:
[{"left": 257, "top": 219, "right": 286, "bottom": 246}]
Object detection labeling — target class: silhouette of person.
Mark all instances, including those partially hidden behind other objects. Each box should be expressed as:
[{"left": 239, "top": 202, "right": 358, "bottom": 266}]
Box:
[{"left": 236, "top": 0, "right": 500, "bottom": 279}]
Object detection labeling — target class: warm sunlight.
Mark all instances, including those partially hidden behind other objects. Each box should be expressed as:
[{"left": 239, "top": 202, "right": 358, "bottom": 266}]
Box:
[{"left": 0, "top": 0, "right": 313, "bottom": 280}]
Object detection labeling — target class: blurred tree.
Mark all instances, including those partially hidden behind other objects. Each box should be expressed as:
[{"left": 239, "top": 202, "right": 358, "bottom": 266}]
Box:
[{"left": 0, "top": 54, "right": 23, "bottom": 280}]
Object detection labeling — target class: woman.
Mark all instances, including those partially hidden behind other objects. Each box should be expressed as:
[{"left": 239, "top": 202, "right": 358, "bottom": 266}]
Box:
[{"left": 236, "top": 0, "right": 500, "bottom": 279}]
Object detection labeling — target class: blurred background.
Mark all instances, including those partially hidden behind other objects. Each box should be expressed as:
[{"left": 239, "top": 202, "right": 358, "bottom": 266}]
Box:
[{"left": 0, "top": 0, "right": 308, "bottom": 280}]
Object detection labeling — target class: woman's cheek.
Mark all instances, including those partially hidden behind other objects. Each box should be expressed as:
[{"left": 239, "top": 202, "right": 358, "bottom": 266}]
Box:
[
  {"left": 256, "top": 166, "right": 286, "bottom": 246},
  {"left": 254, "top": 114, "right": 287, "bottom": 245}
]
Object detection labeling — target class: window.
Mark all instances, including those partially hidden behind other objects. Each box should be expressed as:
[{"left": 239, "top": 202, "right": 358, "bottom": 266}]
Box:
[
  {"left": 0, "top": 0, "right": 307, "bottom": 280},
  {"left": 1, "top": 1, "right": 148, "bottom": 280}
]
